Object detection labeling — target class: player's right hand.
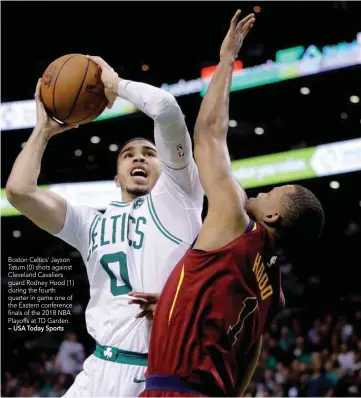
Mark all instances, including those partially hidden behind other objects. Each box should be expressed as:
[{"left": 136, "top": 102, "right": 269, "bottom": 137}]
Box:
[
  {"left": 219, "top": 10, "right": 255, "bottom": 62},
  {"left": 35, "top": 79, "right": 76, "bottom": 137},
  {"left": 86, "top": 55, "right": 119, "bottom": 109},
  {"left": 128, "top": 292, "right": 160, "bottom": 321}
]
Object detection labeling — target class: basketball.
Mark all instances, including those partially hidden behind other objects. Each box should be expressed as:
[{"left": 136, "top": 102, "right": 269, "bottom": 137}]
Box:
[{"left": 40, "top": 54, "right": 108, "bottom": 125}]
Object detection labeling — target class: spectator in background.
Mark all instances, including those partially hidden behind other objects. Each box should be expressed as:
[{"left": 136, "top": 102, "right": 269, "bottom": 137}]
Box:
[
  {"left": 2, "top": 372, "right": 18, "bottom": 396},
  {"left": 291, "top": 336, "right": 312, "bottom": 364},
  {"left": 278, "top": 326, "right": 295, "bottom": 352},
  {"left": 55, "top": 331, "right": 84, "bottom": 376},
  {"left": 353, "top": 351, "right": 361, "bottom": 371},
  {"left": 333, "top": 368, "right": 361, "bottom": 397},
  {"left": 341, "top": 318, "right": 354, "bottom": 343},
  {"left": 307, "top": 353, "right": 334, "bottom": 397},
  {"left": 44, "top": 353, "right": 57, "bottom": 375},
  {"left": 308, "top": 319, "right": 321, "bottom": 343},
  {"left": 324, "top": 359, "right": 342, "bottom": 387},
  {"left": 39, "top": 376, "right": 55, "bottom": 397},
  {"left": 337, "top": 343, "right": 355, "bottom": 371}
]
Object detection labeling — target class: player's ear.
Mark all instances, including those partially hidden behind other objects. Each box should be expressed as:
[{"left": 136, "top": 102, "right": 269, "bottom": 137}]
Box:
[
  {"left": 114, "top": 175, "right": 120, "bottom": 188},
  {"left": 262, "top": 212, "right": 281, "bottom": 227}
]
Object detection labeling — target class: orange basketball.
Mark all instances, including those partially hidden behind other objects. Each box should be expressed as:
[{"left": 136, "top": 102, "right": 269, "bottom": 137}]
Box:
[{"left": 40, "top": 54, "right": 108, "bottom": 125}]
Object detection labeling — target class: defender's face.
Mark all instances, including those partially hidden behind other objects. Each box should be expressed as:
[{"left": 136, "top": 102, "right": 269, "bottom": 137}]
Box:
[
  {"left": 115, "top": 140, "right": 162, "bottom": 197},
  {"left": 246, "top": 185, "right": 297, "bottom": 223}
]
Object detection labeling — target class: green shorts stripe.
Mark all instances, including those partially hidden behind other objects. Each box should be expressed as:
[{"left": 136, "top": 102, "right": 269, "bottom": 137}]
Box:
[{"left": 94, "top": 343, "right": 148, "bottom": 366}]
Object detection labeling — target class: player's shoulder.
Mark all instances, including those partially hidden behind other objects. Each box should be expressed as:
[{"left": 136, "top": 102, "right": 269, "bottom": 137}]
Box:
[
  {"left": 64, "top": 202, "right": 101, "bottom": 225},
  {"left": 242, "top": 221, "right": 275, "bottom": 257},
  {"left": 245, "top": 221, "right": 279, "bottom": 267},
  {"left": 77, "top": 204, "right": 102, "bottom": 219},
  {"left": 152, "top": 160, "right": 203, "bottom": 207}
]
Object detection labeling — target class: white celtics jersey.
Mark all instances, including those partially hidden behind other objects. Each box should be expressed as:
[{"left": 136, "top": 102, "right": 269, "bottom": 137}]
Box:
[{"left": 54, "top": 161, "right": 203, "bottom": 353}]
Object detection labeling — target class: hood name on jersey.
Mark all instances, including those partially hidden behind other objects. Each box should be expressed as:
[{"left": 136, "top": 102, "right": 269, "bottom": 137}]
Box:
[
  {"left": 87, "top": 214, "right": 147, "bottom": 261},
  {"left": 252, "top": 253, "right": 273, "bottom": 301}
]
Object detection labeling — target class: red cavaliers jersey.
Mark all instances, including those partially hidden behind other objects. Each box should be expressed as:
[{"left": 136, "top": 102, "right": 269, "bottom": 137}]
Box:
[{"left": 146, "top": 221, "right": 284, "bottom": 397}]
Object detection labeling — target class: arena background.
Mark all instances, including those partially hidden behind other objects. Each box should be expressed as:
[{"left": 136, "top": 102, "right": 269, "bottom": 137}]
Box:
[{"left": 1, "top": 1, "right": 361, "bottom": 396}]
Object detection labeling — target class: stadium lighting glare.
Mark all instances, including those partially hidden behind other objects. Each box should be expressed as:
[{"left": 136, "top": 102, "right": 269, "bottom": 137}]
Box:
[
  {"left": 229, "top": 120, "right": 238, "bottom": 127},
  {"left": 91, "top": 136, "right": 101, "bottom": 144},
  {"left": 300, "top": 87, "right": 310, "bottom": 95},
  {"left": 330, "top": 180, "right": 340, "bottom": 190}
]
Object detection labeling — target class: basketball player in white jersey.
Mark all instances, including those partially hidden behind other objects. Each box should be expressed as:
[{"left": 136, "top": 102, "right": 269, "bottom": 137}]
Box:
[{"left": 6, "top": 57, "right": 203, "bottom": 396}]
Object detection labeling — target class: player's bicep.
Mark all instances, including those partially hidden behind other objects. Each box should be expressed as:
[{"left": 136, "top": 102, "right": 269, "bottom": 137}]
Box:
[
  {"left": 194, "top": 137, "right": 248, "bottom": 224},
  {"left": 8, "top": 188, "right": 67, "bottom": 235}
]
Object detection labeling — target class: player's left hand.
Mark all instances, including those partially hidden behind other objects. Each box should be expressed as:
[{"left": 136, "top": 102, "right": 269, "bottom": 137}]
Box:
[
  {"left": 128, "top": 292, "right": 160, "bottom": 321},
  {"left": 219, "top": 10, "right": 255, "bottom": 62},
  {"left": 86, "top": 55, "right": 119, "bottom": 109}
]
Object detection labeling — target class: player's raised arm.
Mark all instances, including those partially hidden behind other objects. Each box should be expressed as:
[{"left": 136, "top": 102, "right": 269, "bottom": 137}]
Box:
[
  {"left": 194, "top": 11, "right": 255, "bottom": 239},
  {"left": 87, "top": 56, "right": 198, "bottom": 196},
  {"left": 5, "top": 79, "right": 76, "bottom": 234}
]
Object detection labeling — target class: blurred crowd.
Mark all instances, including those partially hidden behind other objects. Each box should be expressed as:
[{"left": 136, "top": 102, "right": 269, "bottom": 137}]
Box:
[
  {"left": 2, "top": 332, "right": 85, "bottom": 397},
  {"left": 2, "top": 305, "right": 361, "bottom": 397},
  {"left": 245, "top": 307, "right": 361, "bottom": 397}
]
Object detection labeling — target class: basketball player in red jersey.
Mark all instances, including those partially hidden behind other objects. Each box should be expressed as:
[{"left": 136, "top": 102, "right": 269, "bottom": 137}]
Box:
[{"left": 132, "top": 9, "right": 325, "bottom": 397}]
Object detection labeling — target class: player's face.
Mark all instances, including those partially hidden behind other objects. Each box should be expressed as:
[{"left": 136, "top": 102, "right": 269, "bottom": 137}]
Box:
[
  {"left": 245, "top": 185, "right": 297, "bottom": 226},
  {"left": 115, "top": 140, "right": 162, "bottom": 198}
]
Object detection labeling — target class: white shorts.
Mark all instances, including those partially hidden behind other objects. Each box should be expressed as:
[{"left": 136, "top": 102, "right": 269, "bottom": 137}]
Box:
[{"left": 63, "top": 354, "right": 147, "bottom": 397}]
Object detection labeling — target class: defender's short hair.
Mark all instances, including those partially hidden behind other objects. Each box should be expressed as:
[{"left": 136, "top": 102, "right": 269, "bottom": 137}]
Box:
[{"left": 278, "top": 185, "right": 325, "bottom": 258}]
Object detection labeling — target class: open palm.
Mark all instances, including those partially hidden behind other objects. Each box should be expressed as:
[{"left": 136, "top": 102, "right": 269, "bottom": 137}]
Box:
[{"left": 220, "top": 10, "right": 255, "bottom": 62}]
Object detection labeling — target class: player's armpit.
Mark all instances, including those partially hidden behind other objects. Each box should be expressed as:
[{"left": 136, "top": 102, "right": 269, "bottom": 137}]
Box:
[
  {"left": 6, "top": 187, "right": 67, "bottom": 235},
  {"left": 236, "top": 335, "right": 263, "bottom": 397}
]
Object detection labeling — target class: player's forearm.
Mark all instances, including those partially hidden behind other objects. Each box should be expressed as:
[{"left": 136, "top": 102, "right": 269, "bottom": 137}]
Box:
[
  {"left": 6, "top": 126, "right": 49, "bottom": 200},
  {"left": 194, "top": 54, "right": 234, "bottom": 142},
  {"left": 116, "top": 79, "right": 178, "bottom": 124},
  {"left": 116, "top": 79, "right": 192, "bottom": 169}
]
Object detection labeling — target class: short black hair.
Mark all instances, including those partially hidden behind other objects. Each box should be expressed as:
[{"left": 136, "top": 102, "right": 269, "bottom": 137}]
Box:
[
  {"left": 116, "top": 137, "right": 156, "bottom": 163},
  {"left": 277, "top": 185, "right": 325, "bottom": 259},
  {"left": 119, "top": 137, "right": 155, "bottom": 153}
]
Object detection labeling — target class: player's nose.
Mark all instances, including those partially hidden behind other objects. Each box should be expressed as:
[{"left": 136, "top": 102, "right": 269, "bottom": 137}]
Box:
[{"left": 133, "top": 156, "right": 146, "bottom": 163}]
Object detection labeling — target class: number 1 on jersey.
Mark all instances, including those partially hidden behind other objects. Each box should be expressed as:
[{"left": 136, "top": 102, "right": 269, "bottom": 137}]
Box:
[
  {"left": 100, "top": 251, "right": 132, "bottom": 296},
  {"left": 228, "top": 297, "right": 259, "bottom": 346}
]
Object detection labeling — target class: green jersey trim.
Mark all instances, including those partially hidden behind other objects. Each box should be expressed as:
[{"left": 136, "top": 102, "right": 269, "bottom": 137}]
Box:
[{"left": 147, "top": 194, "right": 182, "bottom": 245}]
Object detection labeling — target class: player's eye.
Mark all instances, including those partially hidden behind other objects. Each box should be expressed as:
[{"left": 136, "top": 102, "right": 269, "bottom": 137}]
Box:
[{"left": 146, "top": 152, "right": 155, "bottom": 157}]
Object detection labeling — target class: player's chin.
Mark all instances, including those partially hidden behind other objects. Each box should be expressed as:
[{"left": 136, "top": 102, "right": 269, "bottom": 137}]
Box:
[
  {"left": 127, "top": 182, "right": 151, "bottom": 197},
  {"left": 127, "top": 186, "right": 150, "bottom": 197}
]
